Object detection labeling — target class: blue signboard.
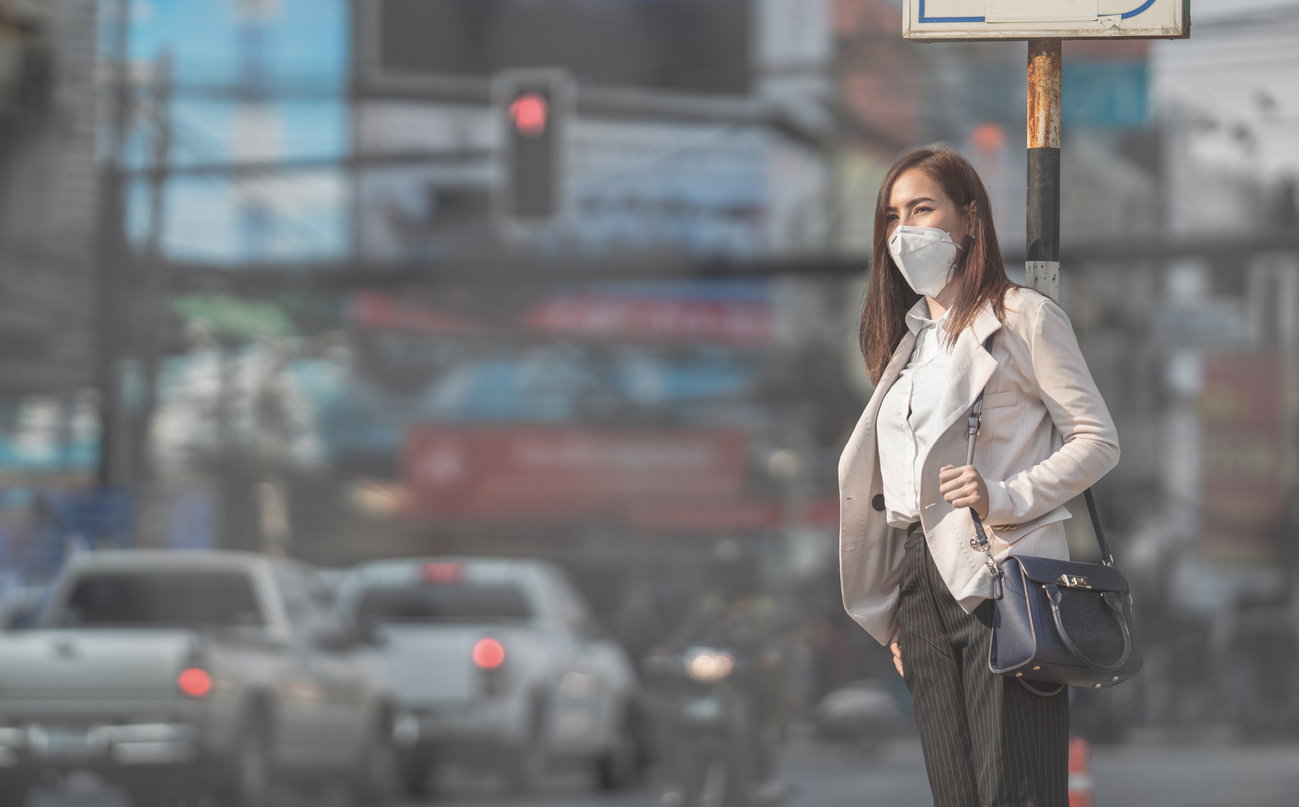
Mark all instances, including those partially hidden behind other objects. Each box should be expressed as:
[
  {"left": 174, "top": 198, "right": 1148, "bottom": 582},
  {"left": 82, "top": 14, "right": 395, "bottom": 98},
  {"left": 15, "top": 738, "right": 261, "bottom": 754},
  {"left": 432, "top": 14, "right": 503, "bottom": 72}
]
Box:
[{"left": 1062, "top": 60, "right": 1149, "bottom": 129}]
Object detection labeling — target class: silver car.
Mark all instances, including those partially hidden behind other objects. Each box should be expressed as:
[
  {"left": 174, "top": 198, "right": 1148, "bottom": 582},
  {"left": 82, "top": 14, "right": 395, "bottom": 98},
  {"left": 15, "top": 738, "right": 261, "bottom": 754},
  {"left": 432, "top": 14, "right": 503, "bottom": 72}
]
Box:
[
  {"left": 0, "top": 550, "right": 396, "bottom": 807},
  {"left": 336, "top": 557, "right": 645, "bottom": 795}
]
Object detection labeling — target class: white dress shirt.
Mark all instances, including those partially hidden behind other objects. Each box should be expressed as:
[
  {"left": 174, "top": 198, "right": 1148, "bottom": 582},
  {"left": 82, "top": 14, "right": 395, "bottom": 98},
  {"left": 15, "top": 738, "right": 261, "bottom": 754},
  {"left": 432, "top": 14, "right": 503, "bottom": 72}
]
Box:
[{"left": 876, "top": 300, "right": 956, "bottom": 529}]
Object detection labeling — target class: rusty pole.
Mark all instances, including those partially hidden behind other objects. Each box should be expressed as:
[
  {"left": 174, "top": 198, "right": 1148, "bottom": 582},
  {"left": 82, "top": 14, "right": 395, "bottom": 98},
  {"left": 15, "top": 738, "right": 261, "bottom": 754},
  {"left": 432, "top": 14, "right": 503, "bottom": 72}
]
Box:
[{"left": 1027, "top": 39, "right": 1062, "bottom": 300}]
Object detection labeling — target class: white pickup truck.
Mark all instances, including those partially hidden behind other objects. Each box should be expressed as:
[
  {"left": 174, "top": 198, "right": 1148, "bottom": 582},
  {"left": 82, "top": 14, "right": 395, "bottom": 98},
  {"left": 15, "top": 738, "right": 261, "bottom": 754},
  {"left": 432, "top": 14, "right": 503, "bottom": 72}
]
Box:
[
  {"left": 335, "top": 557, "right": 645, "bottom": 796},
  {"left": 0, "top": 550, "right": 397, "bottom": 807}
]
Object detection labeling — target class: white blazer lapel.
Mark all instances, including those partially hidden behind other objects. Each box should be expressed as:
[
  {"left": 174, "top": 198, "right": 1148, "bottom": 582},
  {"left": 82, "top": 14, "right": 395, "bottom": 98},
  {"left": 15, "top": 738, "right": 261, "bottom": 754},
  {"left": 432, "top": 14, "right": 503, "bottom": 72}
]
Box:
[
  {"left": 927, "top": 303, "right": 1003, "bottom": 441},
  {"left": 837, "top": 330, "right": 917, "bottom": 485}
]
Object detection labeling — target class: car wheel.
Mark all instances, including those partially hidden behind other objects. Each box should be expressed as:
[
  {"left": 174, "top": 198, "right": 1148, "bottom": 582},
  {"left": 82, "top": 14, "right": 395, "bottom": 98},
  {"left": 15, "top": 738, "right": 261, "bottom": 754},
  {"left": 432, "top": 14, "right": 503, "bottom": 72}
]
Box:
[
  {"left": 595, "top": 708, "right": 642, "bottom": 791},
  {"left": 506, "top": 743, "right": 545, "bottom": 793},
  {"left": 505, "top": 696, "right": 548, "bottom": 793},
  {"left": 220, "top": 723, "right": 273, "bottom": 807},
  {"left": 351, "top": 721, "right": 398, "bottom": 805},
  {"left": 398, "top": 753, "right": 432, "bottom": 797}
]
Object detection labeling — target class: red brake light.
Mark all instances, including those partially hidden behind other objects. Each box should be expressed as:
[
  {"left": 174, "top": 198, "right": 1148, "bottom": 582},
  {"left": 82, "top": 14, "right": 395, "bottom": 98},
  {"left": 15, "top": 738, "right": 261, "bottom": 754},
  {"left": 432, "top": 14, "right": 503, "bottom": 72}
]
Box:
[
  {"left": 422, "top": 562, "right": 464, "bottom": 585},
  {"left": 178, "top": 668, "right": 212, "bottom": 698},
  {"left": 472, "top": 638, "right": 505, "bottom": 670}
]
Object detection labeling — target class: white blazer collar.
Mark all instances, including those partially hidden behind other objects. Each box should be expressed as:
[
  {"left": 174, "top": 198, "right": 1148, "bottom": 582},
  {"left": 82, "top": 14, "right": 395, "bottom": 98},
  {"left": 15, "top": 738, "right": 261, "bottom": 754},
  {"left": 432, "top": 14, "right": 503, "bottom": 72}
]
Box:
[
  {"left": 927, "top": 301, "right": 1004, "bottom": 441},
  {"left": 856, "top": 299, "right": 1003, "bottom": 445}
]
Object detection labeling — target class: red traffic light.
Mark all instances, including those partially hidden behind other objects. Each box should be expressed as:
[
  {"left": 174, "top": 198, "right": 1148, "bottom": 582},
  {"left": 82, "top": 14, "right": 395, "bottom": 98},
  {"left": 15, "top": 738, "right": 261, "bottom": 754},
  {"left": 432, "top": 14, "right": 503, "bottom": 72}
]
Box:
[{"left": 509, "top": 93, "right": 549, "bottom": 138}]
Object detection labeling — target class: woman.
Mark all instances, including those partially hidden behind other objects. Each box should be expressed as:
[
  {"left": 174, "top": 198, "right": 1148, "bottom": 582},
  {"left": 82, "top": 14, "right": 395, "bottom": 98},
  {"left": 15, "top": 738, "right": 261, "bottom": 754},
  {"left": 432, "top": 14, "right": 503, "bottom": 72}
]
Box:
[{"left": 838, "top": 147, "right": 1119, "bottom": 806}]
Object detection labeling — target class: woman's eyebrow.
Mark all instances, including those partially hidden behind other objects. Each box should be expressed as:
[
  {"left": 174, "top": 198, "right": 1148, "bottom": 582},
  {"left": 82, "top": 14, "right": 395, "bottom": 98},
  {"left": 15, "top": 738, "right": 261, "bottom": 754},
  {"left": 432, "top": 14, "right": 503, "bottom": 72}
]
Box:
[{"left": 886, "top": 196, "right": 938, "bottom": 211}]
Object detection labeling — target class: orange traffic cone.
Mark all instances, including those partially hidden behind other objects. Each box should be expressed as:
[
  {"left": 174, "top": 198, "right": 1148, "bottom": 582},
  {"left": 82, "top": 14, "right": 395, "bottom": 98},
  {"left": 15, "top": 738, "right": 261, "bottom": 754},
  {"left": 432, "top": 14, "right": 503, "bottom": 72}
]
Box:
[{"left": 1068, "top": 736, "right": 1093, "bottom": 807}]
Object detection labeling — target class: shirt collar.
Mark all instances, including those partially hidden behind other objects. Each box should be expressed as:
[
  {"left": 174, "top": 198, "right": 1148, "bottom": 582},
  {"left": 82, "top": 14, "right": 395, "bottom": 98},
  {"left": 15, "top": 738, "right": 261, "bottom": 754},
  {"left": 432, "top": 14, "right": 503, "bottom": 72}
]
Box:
[{"left": 905, "top": 298, "right": 948, "bottom": 335}]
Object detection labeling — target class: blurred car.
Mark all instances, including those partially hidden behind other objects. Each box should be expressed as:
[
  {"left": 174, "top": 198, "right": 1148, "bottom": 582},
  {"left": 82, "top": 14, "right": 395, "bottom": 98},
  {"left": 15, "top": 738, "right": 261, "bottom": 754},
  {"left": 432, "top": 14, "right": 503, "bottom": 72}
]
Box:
[
  {"left": 811, "top": 679, "right": 912, "bottom": 752},
  {"left": 335, "top": 557, "right": 644, "bottom": 795},
  {"left": 0, "top": 550, "right": 397, "bottom": 807}
]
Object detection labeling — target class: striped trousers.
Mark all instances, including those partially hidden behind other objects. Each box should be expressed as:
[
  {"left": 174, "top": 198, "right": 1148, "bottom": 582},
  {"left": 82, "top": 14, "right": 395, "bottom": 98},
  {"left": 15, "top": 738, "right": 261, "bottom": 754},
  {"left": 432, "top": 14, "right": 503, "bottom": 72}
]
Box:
[{"left": 898, "top": 524, "right": 1069, "bottom": 807}]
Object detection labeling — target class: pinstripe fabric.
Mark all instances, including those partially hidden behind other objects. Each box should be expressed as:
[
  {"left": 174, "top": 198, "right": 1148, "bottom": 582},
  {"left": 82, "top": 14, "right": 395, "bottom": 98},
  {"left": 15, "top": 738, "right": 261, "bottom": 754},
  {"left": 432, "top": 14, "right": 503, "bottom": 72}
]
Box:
[{"left": 898, "top": 524, "right": 1068, "bottom": 807}]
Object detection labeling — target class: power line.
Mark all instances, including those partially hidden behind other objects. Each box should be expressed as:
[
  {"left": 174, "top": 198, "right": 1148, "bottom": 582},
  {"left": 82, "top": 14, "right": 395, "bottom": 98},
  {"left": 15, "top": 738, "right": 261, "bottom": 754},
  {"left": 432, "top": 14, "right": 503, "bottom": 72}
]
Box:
[
  {"left": 157, "top": 229, "right": 1299, "bottom": 295},
  {"left": 159, "top": 118, "right": 342, "bottom": 251}
]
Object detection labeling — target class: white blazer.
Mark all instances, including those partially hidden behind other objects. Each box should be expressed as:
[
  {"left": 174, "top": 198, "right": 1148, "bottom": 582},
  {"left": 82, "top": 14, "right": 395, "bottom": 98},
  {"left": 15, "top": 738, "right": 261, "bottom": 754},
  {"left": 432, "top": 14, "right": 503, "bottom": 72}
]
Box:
[{"left": 838, "top": 287, "right": 1119, "bottom": 646}]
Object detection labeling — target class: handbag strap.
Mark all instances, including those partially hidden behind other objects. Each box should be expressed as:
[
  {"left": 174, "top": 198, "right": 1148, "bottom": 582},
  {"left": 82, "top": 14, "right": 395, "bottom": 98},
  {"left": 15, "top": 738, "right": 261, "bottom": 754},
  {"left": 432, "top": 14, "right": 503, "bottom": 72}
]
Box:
[
  {"left": 1083, "top": 487, "right": 1115, "bottom": 567},
  {"left": 966, "top": 335, "right": 1116, "bottom": 573},
  {"left": 966, "top": 335, "right": 1001, "bottom": 593}
]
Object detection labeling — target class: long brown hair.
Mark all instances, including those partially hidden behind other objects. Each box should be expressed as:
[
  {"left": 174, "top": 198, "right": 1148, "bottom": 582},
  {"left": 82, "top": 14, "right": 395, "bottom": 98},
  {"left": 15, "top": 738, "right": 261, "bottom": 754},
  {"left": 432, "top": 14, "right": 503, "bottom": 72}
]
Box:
[{"left": 859, "top": 147, "right": 1016, "bottom": 384}]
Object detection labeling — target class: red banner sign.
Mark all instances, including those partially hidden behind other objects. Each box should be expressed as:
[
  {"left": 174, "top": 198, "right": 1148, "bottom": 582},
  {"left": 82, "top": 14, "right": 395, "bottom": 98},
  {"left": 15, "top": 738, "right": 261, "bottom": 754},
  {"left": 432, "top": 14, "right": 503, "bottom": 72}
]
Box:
[
  {"left": 404, "top": 426, "right": 749, "bottom": 520},
  {"left": 519, "top": 294, "right": 776, "bottom": 346},
  {"left": 1199, "top": 354, "right": 1289, "bottom": 562},
  {"left": 350, "top": 291, "right": 484, "bottom": 336}
]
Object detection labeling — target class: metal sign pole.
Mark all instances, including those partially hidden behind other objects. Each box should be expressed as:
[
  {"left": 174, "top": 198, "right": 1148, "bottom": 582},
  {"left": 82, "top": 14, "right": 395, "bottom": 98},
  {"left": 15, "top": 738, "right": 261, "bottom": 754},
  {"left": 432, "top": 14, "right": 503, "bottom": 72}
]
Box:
[{"left": 1026, "top": 39, "right": 1062, "bottom": 300}]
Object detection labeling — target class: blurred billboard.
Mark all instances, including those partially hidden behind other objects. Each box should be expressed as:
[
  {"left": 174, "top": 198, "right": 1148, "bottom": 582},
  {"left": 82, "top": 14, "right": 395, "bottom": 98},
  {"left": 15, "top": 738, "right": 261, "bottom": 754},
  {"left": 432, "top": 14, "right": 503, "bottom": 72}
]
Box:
[
  {"left": 402, "top": 424, "right": 841, "bottom": 531},
  {"left": 1198, "top": 353, "right": 1290, "bottom": 563},
  {"left": 404, "top": 425, "right": 748, "bottom": 518},
  {"left": 1063, "top": 41, "right": 1149, "bottom": 129},
  {"left": 363, "top": 0, "right": 751, "bottom": 94}
]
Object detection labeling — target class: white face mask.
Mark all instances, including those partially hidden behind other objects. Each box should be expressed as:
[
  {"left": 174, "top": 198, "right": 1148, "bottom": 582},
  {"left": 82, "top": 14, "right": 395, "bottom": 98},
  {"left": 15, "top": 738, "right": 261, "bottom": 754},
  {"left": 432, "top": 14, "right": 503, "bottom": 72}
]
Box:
[{"left": 887, "top": 226, "right": 963, "bottom": 297}]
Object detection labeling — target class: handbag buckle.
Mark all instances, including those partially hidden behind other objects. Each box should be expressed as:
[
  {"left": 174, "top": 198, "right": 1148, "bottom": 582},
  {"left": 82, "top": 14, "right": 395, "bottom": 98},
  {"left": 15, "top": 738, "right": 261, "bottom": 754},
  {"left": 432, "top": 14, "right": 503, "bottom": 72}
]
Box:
[{"left": 1060, "top": 574, "right": 1091, "bottom": 588}]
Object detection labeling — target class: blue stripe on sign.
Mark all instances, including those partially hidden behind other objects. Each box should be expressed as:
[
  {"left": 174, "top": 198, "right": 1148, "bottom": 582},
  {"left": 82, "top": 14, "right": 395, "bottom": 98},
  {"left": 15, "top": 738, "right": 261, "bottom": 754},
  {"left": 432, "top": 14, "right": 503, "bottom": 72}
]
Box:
[
  {"left": 918, "top": 0, "right": 1160, "bottom": 25},
  {"left": 918, "top": 0, "right": 985, "bottom": 23},
  {"left": 1120, "top": 0, "right": 1158, "bottom": 18}
]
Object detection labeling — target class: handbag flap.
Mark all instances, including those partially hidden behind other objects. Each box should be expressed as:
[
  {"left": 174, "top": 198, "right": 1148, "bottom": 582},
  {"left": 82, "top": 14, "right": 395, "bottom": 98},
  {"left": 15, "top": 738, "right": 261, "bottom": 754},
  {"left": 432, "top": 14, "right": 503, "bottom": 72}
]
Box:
[{"left": 1010, "top": 555, "right": 1130, "bottom": 593}]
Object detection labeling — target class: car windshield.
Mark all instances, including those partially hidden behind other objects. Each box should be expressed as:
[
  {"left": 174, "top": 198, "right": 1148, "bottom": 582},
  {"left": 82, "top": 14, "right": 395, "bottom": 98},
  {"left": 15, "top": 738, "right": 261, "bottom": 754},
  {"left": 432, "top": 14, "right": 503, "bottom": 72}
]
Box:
[
  {"left": 354, "top": 582, "right": 533, "bottom": 625},
  {"left": 59, "top": 571, "right": 264, "bottom": 629}
]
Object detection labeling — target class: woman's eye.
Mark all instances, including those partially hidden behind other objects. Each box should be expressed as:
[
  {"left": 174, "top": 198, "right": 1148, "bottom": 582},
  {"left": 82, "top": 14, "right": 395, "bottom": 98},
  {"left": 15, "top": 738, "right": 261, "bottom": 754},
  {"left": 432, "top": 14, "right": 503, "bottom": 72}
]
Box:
[{"left": 914, "top": 206, "right": 931, "bottom": 214}]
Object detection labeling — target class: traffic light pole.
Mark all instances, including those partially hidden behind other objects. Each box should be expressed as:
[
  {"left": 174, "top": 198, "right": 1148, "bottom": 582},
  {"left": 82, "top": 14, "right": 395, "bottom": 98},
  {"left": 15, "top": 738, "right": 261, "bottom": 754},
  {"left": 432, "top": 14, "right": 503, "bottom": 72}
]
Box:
[
  {"left": 1026, "top": 39, "right": 1062, "bottom": 300},
  {"left": 132, "top": 51, "right": 174, "bottom": 485},
  {"left": 95, "top": 0, "right": 131, "bottom": 488}
]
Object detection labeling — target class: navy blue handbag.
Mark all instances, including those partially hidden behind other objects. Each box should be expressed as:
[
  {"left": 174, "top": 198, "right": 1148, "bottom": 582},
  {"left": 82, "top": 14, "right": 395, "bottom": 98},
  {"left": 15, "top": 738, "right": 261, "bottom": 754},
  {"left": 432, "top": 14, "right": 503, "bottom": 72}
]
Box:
[{"left": 965, "top": 338, "right": 1142, "bottom": 696}]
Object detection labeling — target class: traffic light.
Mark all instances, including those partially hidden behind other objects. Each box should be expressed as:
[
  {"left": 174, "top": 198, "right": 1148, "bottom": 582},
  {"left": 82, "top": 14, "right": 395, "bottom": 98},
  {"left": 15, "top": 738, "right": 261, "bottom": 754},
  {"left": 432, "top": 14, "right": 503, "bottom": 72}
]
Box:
[{"left": 495, "top": 70, "right": 570, "bottom": 229}]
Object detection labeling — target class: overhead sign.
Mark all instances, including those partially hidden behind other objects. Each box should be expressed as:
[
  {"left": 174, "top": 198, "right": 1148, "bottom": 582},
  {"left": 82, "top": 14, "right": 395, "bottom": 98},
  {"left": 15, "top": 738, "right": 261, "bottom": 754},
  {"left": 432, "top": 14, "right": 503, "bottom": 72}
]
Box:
[{"left": 903, "top": 0, "right": 1189, "bottom": 40}]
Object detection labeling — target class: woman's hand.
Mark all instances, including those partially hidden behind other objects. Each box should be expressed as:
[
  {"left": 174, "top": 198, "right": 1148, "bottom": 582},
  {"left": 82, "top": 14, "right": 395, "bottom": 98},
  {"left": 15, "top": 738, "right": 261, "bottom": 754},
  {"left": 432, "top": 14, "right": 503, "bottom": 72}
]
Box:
[
  {"left": 890, "top": 641, "right": 904, "bottom": 677},
  {"left": 939, "top": 464, "right": 989, "bottom": 519}
]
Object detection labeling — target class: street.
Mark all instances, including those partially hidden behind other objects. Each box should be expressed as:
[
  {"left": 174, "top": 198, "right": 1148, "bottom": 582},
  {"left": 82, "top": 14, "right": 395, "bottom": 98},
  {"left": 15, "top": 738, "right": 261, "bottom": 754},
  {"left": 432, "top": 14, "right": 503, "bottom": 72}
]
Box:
[{"left": 24, "top": 735, "right": 1299, "bottom": 807}]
